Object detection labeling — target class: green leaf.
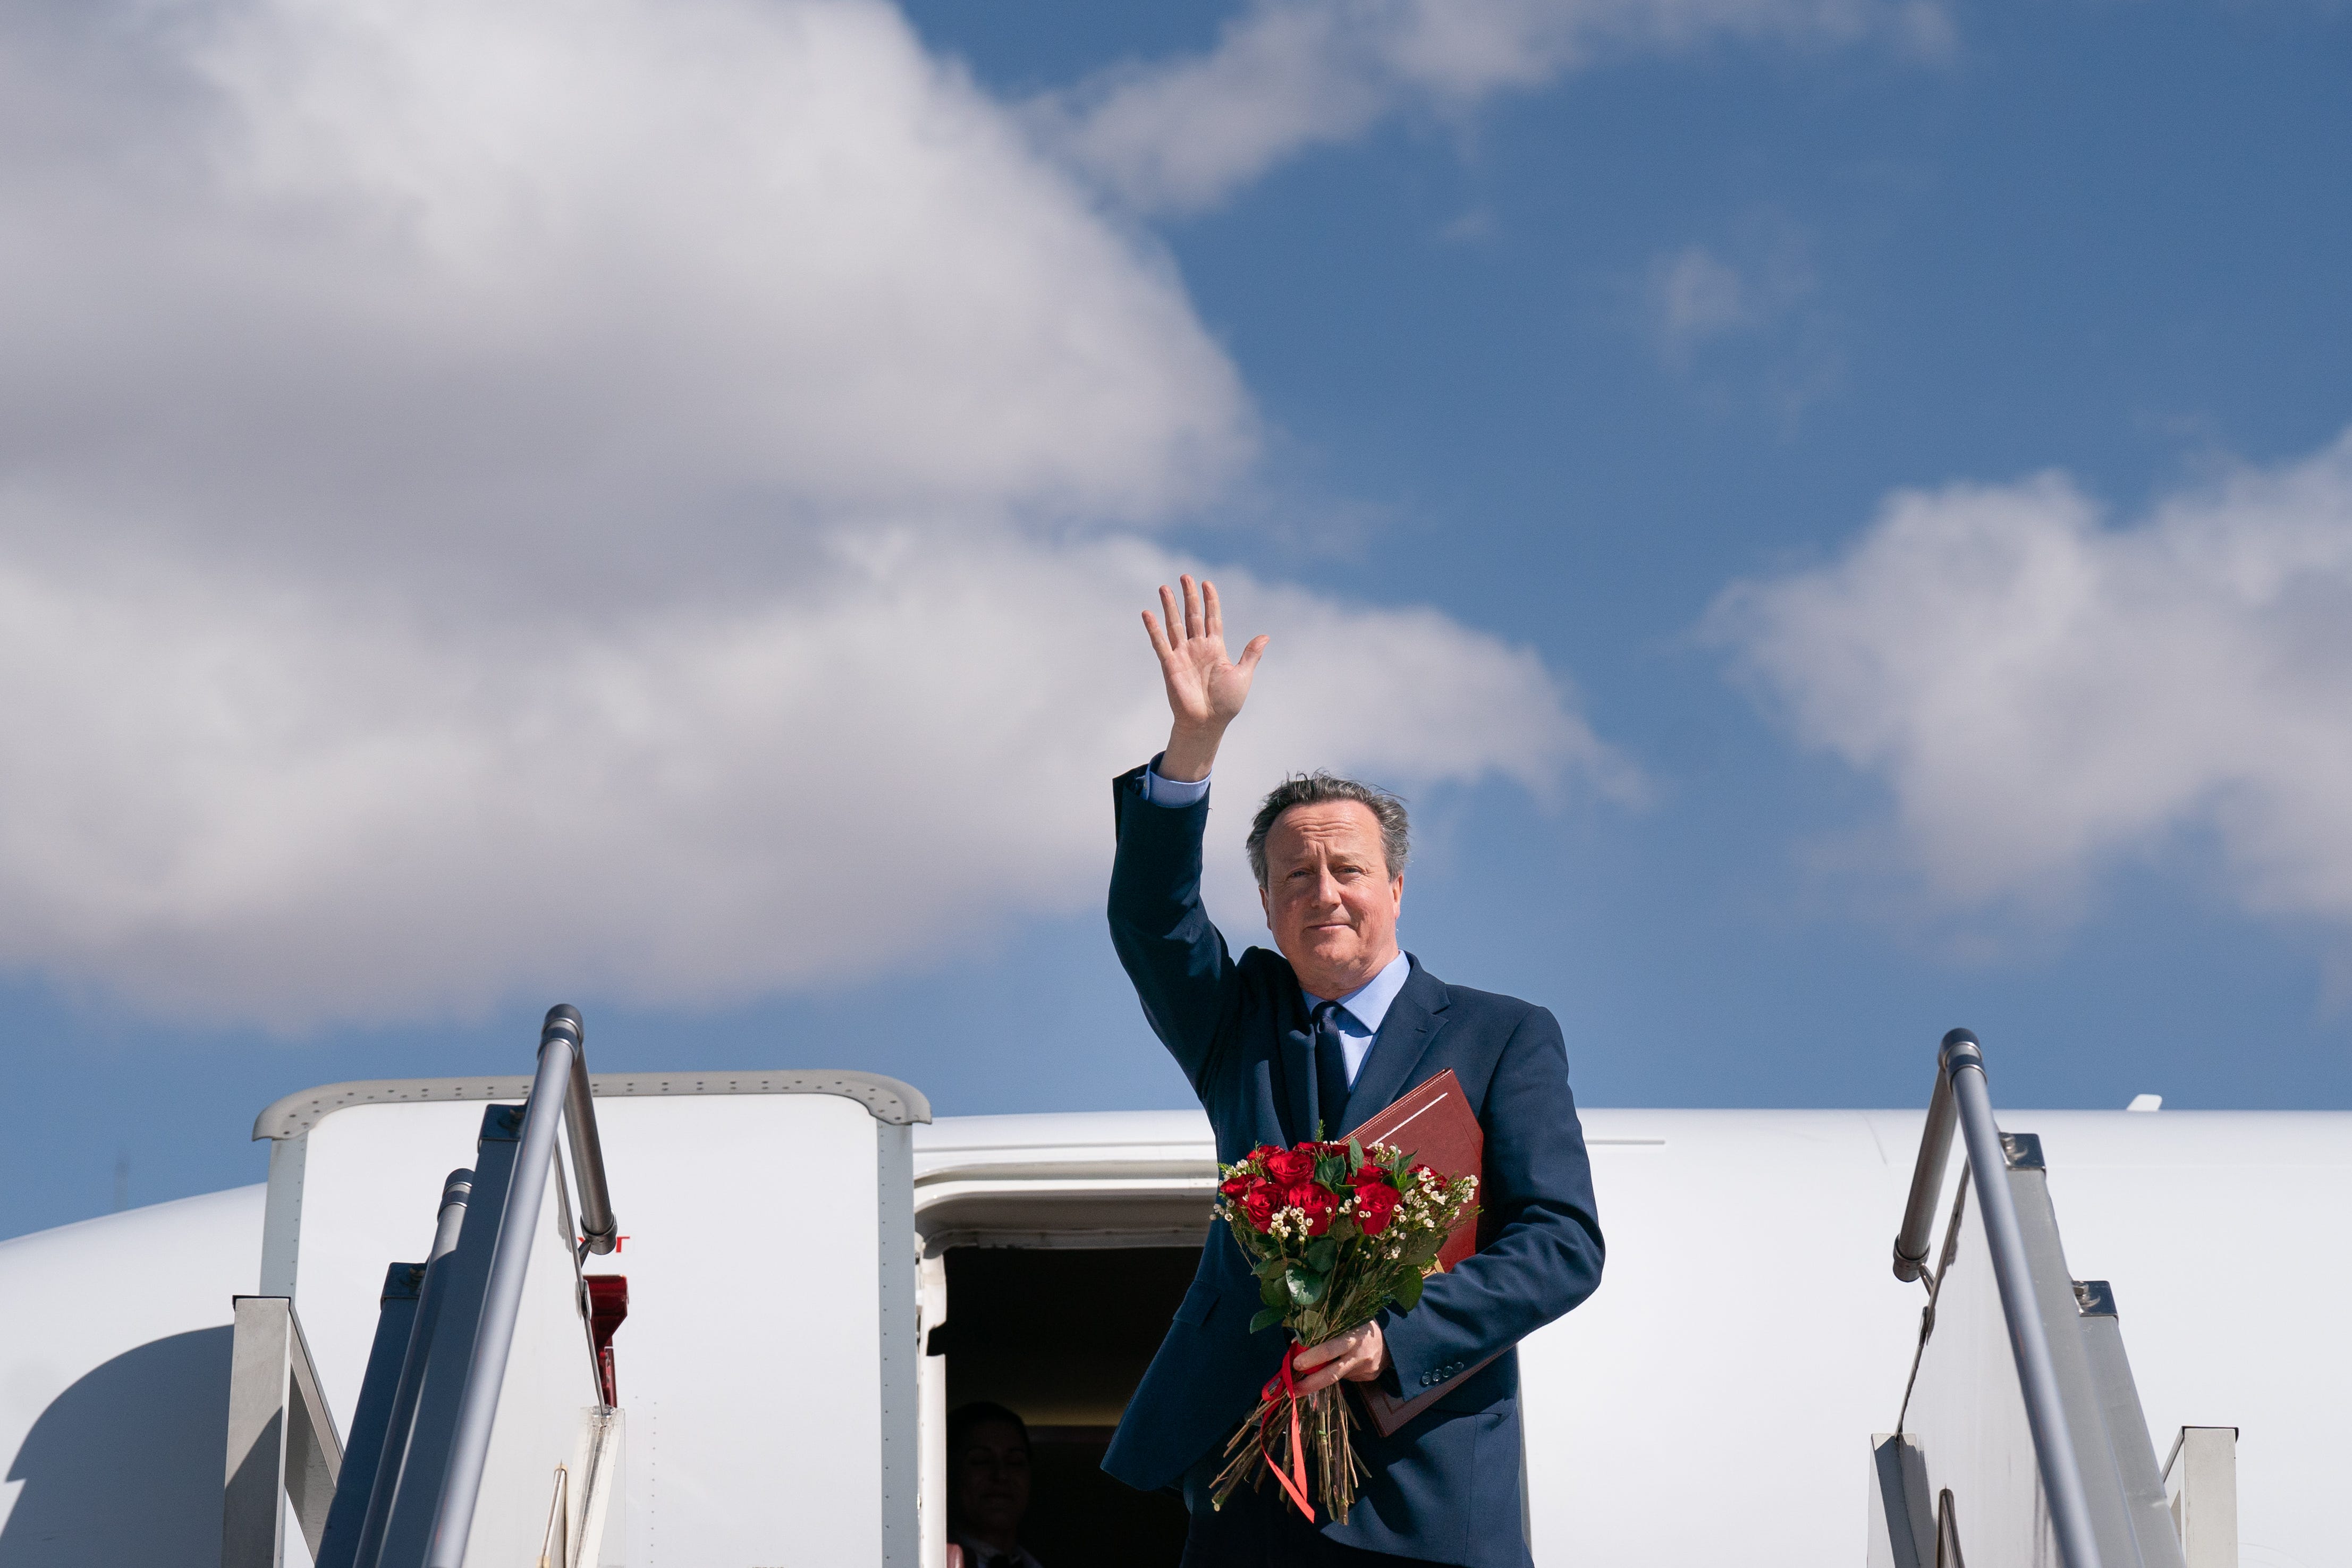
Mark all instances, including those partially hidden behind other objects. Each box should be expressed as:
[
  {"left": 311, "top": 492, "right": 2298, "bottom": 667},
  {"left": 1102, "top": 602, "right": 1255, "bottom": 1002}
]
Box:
[
  {"left": 1327, "top": 1214, "right": 1359, "bottom": 1242},
  {"left": 1285, "top": 1264, "right": 1329, "bottom": 1307},
  {"left": 1260, "top": 1273, "right": 1288, "bottom": 1307},
  {"left": 1305, "top": 1237, "right": 1337, "bottom": 1273},
  {"left": 1255, "top": 1254, "right": 1291, "bottom": 1281},
  {"left": 1391, "top": 1270, "right": 1425, "bottom": 1311},
  {"left": 1250, "top": 1306, "right": 1286, "bottom": 1334}
]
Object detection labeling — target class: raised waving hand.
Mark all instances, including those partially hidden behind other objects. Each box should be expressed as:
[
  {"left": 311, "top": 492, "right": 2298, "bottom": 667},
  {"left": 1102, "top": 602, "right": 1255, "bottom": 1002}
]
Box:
[{"left": 1143, "top": 574, "right": 1268, "bottom": 782}]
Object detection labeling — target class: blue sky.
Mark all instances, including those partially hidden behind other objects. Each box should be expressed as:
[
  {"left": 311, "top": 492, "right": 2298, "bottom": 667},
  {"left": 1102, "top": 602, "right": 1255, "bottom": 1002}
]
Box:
[{"left": 3, "top": 0, "right": 2348, "bottom": 1240}]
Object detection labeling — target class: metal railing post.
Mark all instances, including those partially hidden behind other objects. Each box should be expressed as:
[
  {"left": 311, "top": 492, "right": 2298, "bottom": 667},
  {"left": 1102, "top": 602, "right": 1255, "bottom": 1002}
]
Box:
[
  {"left": 1938, "top": 1028, "right": 2106, "bottom": 1568},
  {"left": 344, "top": 1170, "right": 473, "bottom": 1568},
  {"left": 1892, "top": 1065, "right": 1957, "bottom": 1282},
  {"left": 421, "top": 1007, "right": 580, "bottom": 1567},
  {"left": 560, "top": 1002, "right": 620, "bottom": 1257},
  {"left": 224, "top": 1295, "right": 344, "bottom": 1568}
]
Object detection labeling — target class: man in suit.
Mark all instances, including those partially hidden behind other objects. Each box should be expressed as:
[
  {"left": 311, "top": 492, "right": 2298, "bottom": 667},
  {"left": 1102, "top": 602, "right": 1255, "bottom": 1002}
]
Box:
[{"left": 1101, "top": 575, "right": 1605, "bottom": 1567}]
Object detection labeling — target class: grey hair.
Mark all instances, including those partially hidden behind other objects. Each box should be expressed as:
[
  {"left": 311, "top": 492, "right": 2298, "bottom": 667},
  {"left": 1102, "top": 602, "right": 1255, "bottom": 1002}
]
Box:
[{"left": 1245, "top": 772, "right": 1410, "bottom": 887}]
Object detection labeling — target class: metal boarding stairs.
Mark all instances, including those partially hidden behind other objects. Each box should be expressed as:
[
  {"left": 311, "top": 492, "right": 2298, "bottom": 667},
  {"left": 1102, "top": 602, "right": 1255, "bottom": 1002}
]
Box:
[
  {"left": 1872, "top": 1030, "right": 2238, "bottom": 1568},
  {"left": 223, "top": 1006, "right": 627, "bottom": 1568}
]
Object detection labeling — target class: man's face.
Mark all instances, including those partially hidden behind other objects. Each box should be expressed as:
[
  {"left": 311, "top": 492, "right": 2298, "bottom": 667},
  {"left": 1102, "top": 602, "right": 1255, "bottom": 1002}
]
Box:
[
  {"left": 1258, "top": 801, "right": 1403, "bottom": 996},
  {"left": 952, "top": 1421, "right": 1031, "bottom": 1539}
]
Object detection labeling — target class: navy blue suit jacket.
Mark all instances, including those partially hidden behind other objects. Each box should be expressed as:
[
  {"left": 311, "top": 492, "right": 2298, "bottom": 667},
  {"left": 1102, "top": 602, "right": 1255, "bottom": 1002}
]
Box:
[{"left": 1099, "top": 763, "right": 1604, "bottom": 1567}]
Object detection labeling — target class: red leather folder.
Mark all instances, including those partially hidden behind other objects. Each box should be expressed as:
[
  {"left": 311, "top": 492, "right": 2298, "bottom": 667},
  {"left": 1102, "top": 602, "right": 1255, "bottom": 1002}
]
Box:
[{"left": 1346, "top": 1069, "right": 1500, "bottom": 1436}]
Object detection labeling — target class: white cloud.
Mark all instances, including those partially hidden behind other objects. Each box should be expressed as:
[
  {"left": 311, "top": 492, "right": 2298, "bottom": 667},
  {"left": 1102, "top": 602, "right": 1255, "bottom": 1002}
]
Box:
[
  {"left": 1709, "top": 430, "right": 2352, "bottom": 928},
  {"left": 1037, "top": 0, "right": 1952, "bottom": 214},
  {"left": 1643, "top": 223, "right": 1834, "bottom": 418},
  {"left": 0, "top": 0, "right": 1626, "bottom": 1028},
  {"left": 0, "top": 0, "right": 1247, "bottom": 588},
  {"left": 1652, "top": 246, "right": 1754, "bottom": 357},
  {"left": 0, "top": 532, "right": 1621, "bottom": 1029}
]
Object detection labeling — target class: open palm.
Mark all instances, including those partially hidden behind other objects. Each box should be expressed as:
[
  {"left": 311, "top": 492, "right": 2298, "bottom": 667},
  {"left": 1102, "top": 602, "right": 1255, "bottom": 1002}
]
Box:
[{"left": 1144, "top": 575, "right": 1268, "bottom": 732}]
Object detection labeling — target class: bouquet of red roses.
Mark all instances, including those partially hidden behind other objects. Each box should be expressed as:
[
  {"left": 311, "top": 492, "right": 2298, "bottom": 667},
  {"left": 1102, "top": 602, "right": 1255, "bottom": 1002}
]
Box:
[{"left": 1211, "top": 1134, "right": 1479, "bottom": 1523}]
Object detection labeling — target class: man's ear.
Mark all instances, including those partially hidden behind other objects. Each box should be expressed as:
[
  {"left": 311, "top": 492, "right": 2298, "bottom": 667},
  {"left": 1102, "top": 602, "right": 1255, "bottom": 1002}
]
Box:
[
  {"left": 1390, "top": 874, "right": 1404, "bottom": 914},
  {"left": 1258, "top": 881, "right": 1272, "bottom": 923}
]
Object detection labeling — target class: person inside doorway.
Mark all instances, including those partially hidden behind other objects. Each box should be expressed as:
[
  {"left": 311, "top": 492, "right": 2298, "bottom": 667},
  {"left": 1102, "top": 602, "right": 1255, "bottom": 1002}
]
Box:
[{"left": 949, "top": 1401, "right": 1045, "bottom": 1568}]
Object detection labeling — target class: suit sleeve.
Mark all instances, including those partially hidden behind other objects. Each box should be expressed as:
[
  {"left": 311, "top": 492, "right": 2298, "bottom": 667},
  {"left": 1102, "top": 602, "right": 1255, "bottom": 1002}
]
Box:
[
  {"left": 1380, "top": 1005, "right": 1605, "bottom": 1390},
  {"left": 1106, "top": 758, "right": 1241, "bottom": 1094}
]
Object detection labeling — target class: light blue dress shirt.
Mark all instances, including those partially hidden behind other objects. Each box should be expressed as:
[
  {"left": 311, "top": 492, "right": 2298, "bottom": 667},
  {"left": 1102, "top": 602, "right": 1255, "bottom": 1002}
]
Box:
[{"left": 1140, "top": 764, "right": 1408, "bottom": 1087}]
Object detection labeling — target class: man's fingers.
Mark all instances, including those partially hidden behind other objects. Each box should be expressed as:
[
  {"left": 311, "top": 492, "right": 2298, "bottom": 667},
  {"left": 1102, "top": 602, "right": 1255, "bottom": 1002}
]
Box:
[
  {"left": 1292, "top": 1321, "right": 1383, "bottom": 1394},
  {"left": 1293, "top": 1338, "right": 1375, "bottom": 1395},
  {"left": 1141, "top": 609, "right": 1172, "bottom": 658},
  {"left": 1293, "top": 1350, "right": 1352, "bottom": 1392},
  {"left": 1158, "top": 583, "right": 1183, "bottom": 643},
  {"left": 1291, "top": 1336, "right": 1344, "bottom": 1372},
  {"left": 1181, "top": 574, "right": 1204, "bottom": 640},
  {"left": 1292, "top": 1325, "right": 1365, "bottom": 1374},
  {"left": 1203, "top": 578, "right": 1223, "bottom": 639}
]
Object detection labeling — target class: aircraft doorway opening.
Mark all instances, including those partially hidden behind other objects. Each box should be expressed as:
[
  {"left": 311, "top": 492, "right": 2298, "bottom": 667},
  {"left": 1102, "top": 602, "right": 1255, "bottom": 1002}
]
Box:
[{"left": 931, "top": 1246, "right": 1196, "bottom": 1566}]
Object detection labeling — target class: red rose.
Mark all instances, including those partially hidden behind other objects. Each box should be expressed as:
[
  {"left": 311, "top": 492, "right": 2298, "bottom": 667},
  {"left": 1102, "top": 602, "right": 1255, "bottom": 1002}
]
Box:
[
  {"left": 1220, "top": 1172, "right": 1254, "bottom": 1198},
  {"left": 1265, "top": 1147, "right": 1317, "bottom": 1186},
  {"left": 1284, "top": 1182, "right": 1340, "bottom": 1236},
  {"left": 1352, "top": 1181, "right": 1402, "bottom": 1234},
  {"left": 1245, "top": 1143, "right": 1282, "bottom": 1167},
  {"left": 1241, "top": 1182, "right": 1276, "bottom": 1229}
]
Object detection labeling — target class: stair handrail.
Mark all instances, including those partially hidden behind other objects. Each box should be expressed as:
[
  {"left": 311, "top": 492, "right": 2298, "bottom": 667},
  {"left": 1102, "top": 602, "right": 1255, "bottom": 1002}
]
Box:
[
  {"left": 561, "top": 1007, "right": 620, "bottom": 1257},
  {"left": 424, "top": 1004, "right": 608, "bottom": 1567},
  {"left": 344, "top": 1168, "right": 473, "bottom": 1568},
  {"left": 1891, "top": 1028, "right": 2105, "bottom": 1568}
]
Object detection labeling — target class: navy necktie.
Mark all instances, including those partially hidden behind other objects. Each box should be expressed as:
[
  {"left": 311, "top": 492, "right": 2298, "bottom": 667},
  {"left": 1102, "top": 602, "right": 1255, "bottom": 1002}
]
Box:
[{"left": 1311, "top": 999, "right": 1352, "bottom": 1138}]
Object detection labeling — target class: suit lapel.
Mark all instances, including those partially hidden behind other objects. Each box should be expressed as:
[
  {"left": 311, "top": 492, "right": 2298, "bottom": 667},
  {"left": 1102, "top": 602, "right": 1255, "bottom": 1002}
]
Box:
[{"left": 1338, "top": 956, "right": 1451, "bottom": 1137}]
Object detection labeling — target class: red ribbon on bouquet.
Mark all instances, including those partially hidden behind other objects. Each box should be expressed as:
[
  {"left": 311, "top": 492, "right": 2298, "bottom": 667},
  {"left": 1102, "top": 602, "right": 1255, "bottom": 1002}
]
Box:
[{"left": 1257, "top": 1347, "right": 1315, "bottom": 1521}]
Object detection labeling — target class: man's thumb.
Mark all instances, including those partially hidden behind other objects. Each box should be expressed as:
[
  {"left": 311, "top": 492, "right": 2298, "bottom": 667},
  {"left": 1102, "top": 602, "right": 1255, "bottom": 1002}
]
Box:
[{"left": 1237, "top": 634, "right": 1270, "bottom": 674}]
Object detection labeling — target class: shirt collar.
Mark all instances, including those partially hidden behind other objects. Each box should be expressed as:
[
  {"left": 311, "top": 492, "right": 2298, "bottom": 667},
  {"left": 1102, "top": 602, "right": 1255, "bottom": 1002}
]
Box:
[{"left": 1302, "top": 949, "right": 1411, "bottom": 1035}]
